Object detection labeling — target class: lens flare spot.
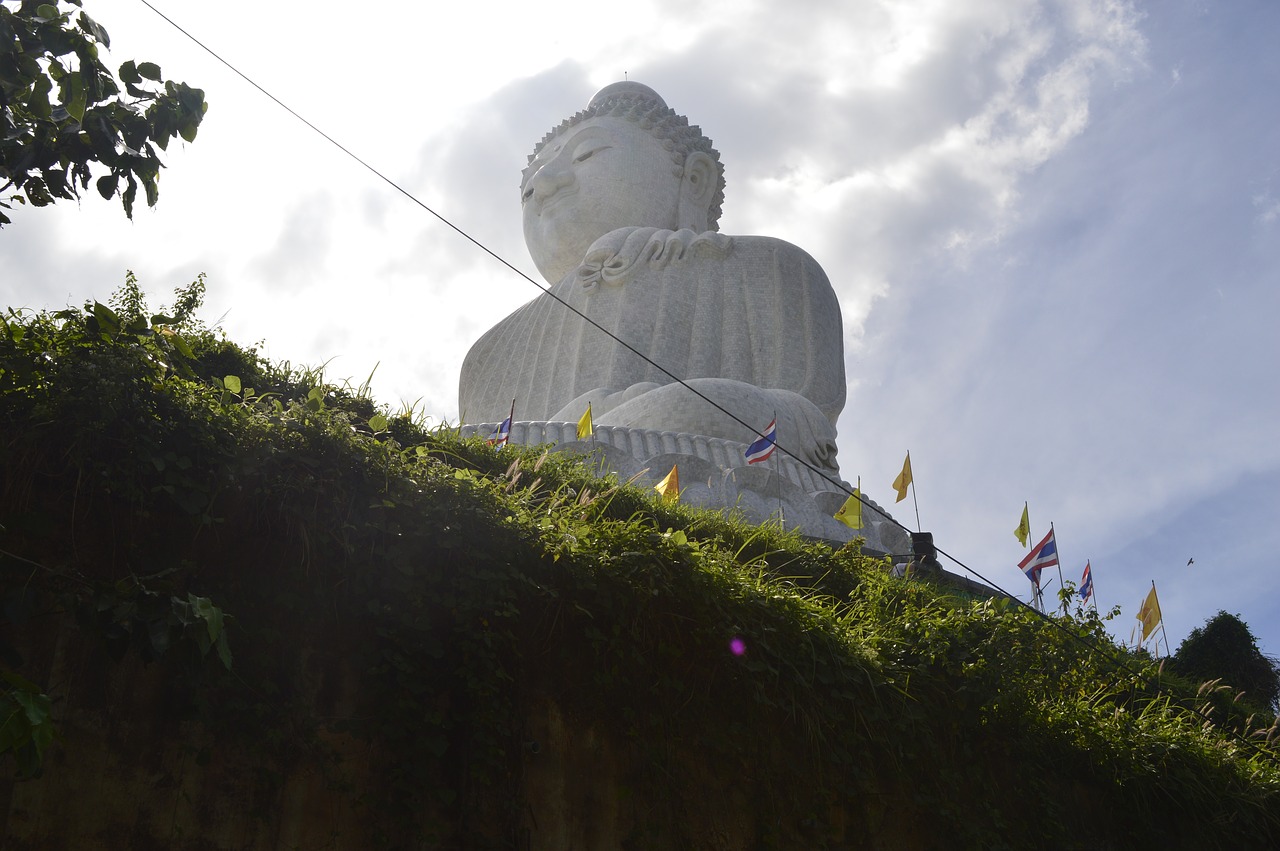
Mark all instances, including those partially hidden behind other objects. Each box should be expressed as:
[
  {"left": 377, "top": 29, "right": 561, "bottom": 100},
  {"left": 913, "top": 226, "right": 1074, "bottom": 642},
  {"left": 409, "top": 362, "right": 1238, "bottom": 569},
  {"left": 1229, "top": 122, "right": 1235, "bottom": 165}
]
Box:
[{"left": 729, "top": 637, "right": 746, "bottom": 656}]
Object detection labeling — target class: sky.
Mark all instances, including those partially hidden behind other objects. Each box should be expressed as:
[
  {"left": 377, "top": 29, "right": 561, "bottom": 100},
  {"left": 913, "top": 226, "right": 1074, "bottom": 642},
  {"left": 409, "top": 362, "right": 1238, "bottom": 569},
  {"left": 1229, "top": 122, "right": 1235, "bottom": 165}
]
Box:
[{"left": 3, "top": 0, "right": 1278, "bottom": 660}]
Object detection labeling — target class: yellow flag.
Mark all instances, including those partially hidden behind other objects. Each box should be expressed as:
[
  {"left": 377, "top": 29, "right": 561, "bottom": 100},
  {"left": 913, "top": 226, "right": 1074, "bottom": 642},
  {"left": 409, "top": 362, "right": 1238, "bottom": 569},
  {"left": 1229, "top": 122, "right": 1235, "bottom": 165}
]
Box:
[
  {"left": 1014, "top": 503, "right": 1030, "bottom": 548},
  {"left": 1137, "top": 585, "right": 1162, "bottom": 641},
  {"left": 576, "top": 403, "right": 593, "bottom": 440},
  {"left": 892, "top": 452, "right": 912, "bottom": 503},
  {"left": 654, "top": 464, "right": 679, "bottom": 501},
  {"left": 834, "top": 489, "right": 863, "bottom": 529}
]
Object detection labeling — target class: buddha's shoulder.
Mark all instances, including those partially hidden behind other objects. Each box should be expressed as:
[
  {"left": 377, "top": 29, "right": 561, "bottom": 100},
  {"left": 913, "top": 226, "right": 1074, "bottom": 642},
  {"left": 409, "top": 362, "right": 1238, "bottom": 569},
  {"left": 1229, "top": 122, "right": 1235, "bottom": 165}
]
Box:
[
  {"left": 583, "top": 227, "right": 828, "bottom": 276},
  {"left": 720, "top": 232, "right": 824, "bottom": 265},
  {"left": 701, "top": 233, "right": 833, "bottom": 289}
]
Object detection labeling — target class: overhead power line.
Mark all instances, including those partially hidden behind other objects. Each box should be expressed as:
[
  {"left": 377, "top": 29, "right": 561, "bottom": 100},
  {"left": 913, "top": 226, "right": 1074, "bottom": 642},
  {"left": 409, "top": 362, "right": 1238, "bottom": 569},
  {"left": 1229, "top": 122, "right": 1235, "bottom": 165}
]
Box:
[{"left": 134, "top": 2, "right": 1196, "bottom": 714}]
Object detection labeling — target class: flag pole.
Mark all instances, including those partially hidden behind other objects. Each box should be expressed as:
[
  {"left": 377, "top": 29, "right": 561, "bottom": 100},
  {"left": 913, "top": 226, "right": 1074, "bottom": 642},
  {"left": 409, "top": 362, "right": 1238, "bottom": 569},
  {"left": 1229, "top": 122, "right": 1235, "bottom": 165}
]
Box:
[
  {"left": 1051, "top": 522, "right": 1068, "bottom": 616},
  {"left": 507, "top": 397, "right": 516, "bottom": 445},
  {"left": 772, "top": 412, "right": 783, "bottom": 527},
  {"left": 908, "top": 450, "right": 921, "bottom": 532}
]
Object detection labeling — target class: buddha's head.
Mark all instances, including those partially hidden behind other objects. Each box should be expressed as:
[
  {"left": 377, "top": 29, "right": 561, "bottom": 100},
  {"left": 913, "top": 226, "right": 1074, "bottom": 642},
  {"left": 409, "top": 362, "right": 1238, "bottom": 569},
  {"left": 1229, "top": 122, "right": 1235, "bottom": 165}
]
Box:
[{"left": 521, "top": 82, "right": 726, "bottom": 283}]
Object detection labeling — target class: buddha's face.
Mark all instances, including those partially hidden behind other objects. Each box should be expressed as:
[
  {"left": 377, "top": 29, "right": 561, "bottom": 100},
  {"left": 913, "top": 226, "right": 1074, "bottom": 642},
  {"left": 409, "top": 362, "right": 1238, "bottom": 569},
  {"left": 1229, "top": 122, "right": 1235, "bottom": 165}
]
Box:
[{"left": 522, "top": 116, "right": 682, "bottom": 283}]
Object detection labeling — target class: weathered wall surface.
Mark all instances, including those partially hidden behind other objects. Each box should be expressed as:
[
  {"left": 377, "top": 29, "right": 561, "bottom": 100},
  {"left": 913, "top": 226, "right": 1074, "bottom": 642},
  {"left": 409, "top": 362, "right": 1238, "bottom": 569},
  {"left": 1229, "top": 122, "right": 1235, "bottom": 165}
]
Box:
[{"left": 2, "top": 616, "right": 934, "bottom": 851}]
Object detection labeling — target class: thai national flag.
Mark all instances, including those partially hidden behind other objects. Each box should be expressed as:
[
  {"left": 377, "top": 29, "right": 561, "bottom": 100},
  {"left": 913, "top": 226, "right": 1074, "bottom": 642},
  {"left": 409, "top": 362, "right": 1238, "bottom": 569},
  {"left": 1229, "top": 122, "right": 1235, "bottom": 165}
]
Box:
[
  {"left": 1017, "top": 529, "right": 1059, "bottom": 588},
  {"left": 488, "top": 415, "right": 512, "bottom": 447},
  {"left": 1079, "top": 561, "right": 1093, "bottom": 603},
  {"left": 745, "top": 419, "right": 777, "bottom": 464}
]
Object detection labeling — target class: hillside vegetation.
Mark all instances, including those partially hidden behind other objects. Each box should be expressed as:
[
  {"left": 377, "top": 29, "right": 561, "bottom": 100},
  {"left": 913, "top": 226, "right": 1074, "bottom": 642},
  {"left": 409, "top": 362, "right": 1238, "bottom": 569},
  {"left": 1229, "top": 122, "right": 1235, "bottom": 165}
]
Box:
[{"left": 2, "top": 279, "right": 1279, "bottom": 849}]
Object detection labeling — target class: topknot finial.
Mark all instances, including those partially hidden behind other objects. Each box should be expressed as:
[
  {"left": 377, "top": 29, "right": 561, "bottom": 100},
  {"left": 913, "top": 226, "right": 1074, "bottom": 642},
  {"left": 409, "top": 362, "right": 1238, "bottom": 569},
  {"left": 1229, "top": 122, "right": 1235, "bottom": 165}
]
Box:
[{"left": 588, "top": 81, "right": 667, "bottom": 111}]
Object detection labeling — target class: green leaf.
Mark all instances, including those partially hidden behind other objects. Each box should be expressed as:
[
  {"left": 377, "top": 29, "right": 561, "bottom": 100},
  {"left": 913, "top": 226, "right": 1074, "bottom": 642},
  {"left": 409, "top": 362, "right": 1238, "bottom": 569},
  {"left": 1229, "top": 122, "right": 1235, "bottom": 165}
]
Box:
[
  {"left": 28, "top": 74, "right": 53, "bottom": 120},
  {"left": 305, "top": 386, "right": 325, "bottom": 412},
  {"left": 13, "top": 689, "right": 51, "bottom": 728},
  {"left": 63, "top": 71, "right": 86, "bottom": 122},
  {"left": 91, "top": 301, "right": 120, "bottom": 334},
  {"left": 118, "top": 60, "right": 140, "bottom": 85},
  {"left": 42, "top": 167, "right": 70, "bottom": 200},
  {"left": 369, "top": 413, "right": 388, "bottom": 433},
  {"left": 189, "top": 594, "right": 223, "bottom": 644},
  {"left": 137, "top": 61, "right": 162, "bottom": 82},
  {"left": 0, "top": 672, "right": 44, "bottom": 694},
  {"left": 122, "top": 174, "right": 137, "bottom": 218},
  {"left": 96, "top": 173, "right": 118, "bottom": 200},
  {"left": 34, "top": 5, "right": 61, "bottom": 23},
  {"left": 168, "top": 332, "right": 194, "bottom": 359},
  {"left": 22, "top": 176, "right": 53, "bottom": 207},
  {"left": 223, "top": 375, "right": 242, "bottom": 395},
  {"left": 78, "top": 11, "right": 110, "bottom": 47},
  {"left": 215, "top": 631, "right": 233, "bottom": 670}
]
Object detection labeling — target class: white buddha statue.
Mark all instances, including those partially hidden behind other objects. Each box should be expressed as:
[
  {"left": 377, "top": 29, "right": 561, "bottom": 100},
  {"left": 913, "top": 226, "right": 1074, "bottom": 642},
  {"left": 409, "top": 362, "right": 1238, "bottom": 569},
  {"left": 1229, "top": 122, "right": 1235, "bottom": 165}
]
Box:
[{"left": 459, "top": 81, "right": 847, "bottom": 477}]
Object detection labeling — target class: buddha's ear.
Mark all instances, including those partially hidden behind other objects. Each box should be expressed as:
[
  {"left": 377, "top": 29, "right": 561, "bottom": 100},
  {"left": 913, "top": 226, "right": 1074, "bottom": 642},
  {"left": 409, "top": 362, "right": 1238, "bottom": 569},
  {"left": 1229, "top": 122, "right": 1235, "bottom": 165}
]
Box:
[{"left": 678, "top": 151, "right": 716, "bottom": 232}]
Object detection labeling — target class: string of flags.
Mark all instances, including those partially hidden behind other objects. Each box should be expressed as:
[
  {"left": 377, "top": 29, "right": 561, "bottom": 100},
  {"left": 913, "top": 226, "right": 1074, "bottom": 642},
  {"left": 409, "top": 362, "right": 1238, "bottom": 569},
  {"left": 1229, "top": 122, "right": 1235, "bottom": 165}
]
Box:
[
  {"left": 483, "top": 410, "right": 1144, "bottom": 639},
  {"left": 560, "top": 404, "right": 1177, "bottom": 649},
  {"left": 1009, "top": 505, "right": 1170, "bottom": 651},
  {"left": 484, "top": 409, "right": 1170, "bottom": 652},
  {"left": 482, "top": 406, "right": 1167, "bottom": 651},
  {"left": 546, "top": 407, "right": 900, "bottom": 540},
  {"left": 486, "top": 409, "right": 1164, "bottom": 642}
]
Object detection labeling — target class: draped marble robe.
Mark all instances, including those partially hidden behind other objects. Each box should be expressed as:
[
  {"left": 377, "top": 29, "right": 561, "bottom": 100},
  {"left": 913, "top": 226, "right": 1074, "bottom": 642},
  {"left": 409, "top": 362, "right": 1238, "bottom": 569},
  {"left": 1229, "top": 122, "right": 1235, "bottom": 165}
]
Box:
[{"left": 459, "top": 226, "right": 846, "bottom": 473}]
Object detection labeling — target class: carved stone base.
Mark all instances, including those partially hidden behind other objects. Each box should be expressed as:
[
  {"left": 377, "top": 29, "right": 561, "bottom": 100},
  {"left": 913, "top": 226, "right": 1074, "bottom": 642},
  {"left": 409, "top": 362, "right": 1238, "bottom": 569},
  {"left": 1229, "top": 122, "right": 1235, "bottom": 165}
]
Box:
[{"left": 460, "top": 421, "right": 910, "bottom": 556}]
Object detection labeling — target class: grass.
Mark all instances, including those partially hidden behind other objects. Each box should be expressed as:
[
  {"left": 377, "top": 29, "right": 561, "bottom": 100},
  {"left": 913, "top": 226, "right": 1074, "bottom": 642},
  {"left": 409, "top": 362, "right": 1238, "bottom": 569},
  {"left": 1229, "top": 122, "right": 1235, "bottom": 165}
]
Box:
[{"left": 2, "top": 282, "right": 1279, "bottom": 848}]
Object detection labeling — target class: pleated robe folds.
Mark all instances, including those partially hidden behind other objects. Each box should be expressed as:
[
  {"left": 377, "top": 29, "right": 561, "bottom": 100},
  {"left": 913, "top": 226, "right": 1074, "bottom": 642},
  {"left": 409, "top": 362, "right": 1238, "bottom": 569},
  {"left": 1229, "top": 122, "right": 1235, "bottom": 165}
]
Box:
[{"left": 458, "top": 228, "right": 846, "bottom": 440}]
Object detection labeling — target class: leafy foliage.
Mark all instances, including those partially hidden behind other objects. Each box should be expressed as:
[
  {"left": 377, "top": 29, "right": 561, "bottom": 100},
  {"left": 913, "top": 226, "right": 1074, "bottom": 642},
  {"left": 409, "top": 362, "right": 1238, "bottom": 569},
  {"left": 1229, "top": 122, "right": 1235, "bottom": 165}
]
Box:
[
  {"left": 2, "top": 276, "right": 1280, "bottom": 847},
  {"left": 1, "top": 274, "right": 238, "bottom": 780},
  {"left": 1169, "top": 610, "right": 1280, "bottom": 714},
  {"left": 0, "top": 670, "right": 53, "bottom": 778},
  {"left": 0, "top": 0, "right": 207, "bottom": 225}
]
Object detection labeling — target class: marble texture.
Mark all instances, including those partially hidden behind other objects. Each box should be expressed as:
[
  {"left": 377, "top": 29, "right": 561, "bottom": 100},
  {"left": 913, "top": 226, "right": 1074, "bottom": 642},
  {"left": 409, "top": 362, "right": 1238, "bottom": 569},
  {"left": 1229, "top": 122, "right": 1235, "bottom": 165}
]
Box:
[
  {"left": 459, "top": 420, "right": 910, "bottom": 555},
  {"left": 459, "top": 81, "right": 847, "bottom": 478},
  {"left": 455, "top": 81, "right": 891, "bottom": 542},
  {"left": 460, "top": 226, "right": 844, "bottom": 472}
]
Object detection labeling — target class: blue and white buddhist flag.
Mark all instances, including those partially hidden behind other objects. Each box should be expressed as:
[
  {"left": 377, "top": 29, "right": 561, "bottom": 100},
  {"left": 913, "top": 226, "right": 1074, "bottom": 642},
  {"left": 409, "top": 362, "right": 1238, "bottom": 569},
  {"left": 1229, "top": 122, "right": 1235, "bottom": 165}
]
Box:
[
  {"left": 1079, "top": 561, "right": 1094, "bottom": 603},
  {"left": 1018, "top": 528, "right": 1059, "bottom": 588},
  {"left": 745, "top": 418, "right": 777, "bottom": 464},
  {"left": 488, "top": 399, "right": 515, "bottom": 447},
  {"left": 487, "top": 415, "right": 512, "bottom": 447}
]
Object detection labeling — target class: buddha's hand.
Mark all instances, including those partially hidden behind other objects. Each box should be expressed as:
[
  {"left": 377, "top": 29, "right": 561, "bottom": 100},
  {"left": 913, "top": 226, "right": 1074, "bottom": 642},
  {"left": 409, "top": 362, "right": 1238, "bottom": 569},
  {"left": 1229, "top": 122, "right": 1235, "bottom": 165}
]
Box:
[{"left": 577, "top": 227, "right": 730, "bottom": 289}]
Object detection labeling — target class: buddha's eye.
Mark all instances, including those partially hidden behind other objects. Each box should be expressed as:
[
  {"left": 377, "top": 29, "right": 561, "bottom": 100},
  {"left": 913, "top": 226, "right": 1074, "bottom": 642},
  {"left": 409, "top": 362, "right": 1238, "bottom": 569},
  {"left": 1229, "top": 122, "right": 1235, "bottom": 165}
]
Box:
[
  {"left": 574, "top": 145, "right": 610, "bottom": 164},
  {"left": 521, "top": 185, "right": 534, "bottom": 202}
]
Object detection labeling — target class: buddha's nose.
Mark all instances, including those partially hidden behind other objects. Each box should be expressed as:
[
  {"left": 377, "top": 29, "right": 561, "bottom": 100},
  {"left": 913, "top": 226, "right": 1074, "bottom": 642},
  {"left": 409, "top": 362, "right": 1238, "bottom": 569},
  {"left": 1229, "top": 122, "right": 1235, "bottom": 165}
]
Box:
[{"left": 530, "top": 157, "right": 574, "bottom": 203}]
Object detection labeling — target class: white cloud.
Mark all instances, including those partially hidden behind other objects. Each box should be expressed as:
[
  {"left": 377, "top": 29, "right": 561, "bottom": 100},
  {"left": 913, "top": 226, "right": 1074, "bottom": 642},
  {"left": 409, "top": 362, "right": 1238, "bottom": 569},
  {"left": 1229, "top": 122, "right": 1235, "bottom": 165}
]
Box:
[{"left": 4, "top": 0, "right": 1279, "bottom": 656}]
